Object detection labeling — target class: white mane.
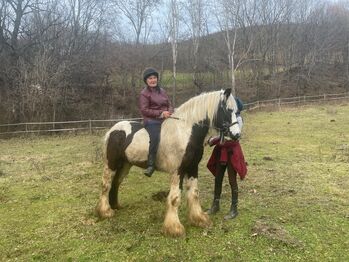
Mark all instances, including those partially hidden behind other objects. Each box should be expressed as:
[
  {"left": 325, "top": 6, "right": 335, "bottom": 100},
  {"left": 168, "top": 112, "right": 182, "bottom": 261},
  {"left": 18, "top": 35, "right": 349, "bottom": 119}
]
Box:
[
  {"left": 171, "top": 90, "right": 237, "bottom": 126},
  {"left": 172, "top": 91, "right": 222, "bottom": 126}
]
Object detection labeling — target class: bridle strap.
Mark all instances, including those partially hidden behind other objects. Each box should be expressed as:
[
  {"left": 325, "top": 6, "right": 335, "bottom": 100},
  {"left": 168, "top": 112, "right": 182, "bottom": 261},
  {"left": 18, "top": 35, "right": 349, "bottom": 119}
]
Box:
[
  {"left": 215, "top": 121, "right": 238, "bottom": 131},
  {"left": 225, "top": 121, "right": 238, "bottom": 128}
]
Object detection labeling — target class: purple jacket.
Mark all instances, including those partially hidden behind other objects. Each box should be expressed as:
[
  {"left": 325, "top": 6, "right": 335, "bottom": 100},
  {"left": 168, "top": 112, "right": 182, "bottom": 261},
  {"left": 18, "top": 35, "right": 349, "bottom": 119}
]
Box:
[{"left": 139, "top": 86, "right": 173, "bottom": 124}]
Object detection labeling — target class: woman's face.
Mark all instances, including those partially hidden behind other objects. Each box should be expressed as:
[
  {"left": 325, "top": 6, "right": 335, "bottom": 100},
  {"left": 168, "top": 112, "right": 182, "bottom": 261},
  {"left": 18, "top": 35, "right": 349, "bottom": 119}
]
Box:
[{"left": 146, "top": 75, "right": 158, "bottom": 88}]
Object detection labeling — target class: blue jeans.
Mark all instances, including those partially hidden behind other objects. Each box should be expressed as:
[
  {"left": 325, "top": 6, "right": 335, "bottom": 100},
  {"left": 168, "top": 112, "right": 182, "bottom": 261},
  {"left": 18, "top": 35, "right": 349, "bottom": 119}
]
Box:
[{"left": 144, "top": 121, "right": 162, "bottom": 165}]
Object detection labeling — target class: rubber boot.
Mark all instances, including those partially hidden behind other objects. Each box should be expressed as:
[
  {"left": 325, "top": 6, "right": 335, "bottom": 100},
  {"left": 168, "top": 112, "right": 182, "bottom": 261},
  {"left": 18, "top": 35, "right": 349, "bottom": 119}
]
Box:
[
  {"left": 224, "top": 201, "right": 238, "bottom": 220},
  {"left": 144, "top": 166, "right": 155, "bottom": 177},
  {"left": 225, "top": 171, "right": 238, "bottom": 220},
  {"left": 144, "top": 154, "right": 155, "bottom": 177},
  {"left": 207, "top": 199, "right": 220, "bottom": 215}
]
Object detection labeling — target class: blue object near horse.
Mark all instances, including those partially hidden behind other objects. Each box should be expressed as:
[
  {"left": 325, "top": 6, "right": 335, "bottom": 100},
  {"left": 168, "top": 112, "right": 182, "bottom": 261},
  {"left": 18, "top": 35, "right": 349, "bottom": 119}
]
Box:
[{"left": 96, "top": 89, "right": 241, "bottom": 237}]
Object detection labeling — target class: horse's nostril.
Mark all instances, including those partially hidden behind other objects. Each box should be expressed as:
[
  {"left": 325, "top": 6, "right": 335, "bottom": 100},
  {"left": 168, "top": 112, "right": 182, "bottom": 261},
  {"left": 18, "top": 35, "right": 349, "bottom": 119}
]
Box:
[{"left": 231, "top": 133, "right": 240, "bottom": 140}]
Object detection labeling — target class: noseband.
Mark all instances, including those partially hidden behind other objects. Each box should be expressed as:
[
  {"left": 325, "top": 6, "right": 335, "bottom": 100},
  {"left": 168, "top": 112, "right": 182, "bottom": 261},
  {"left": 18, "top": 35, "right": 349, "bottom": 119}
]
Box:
[{"left": 220, "top": 121, "right": 238, "bottom": 132}]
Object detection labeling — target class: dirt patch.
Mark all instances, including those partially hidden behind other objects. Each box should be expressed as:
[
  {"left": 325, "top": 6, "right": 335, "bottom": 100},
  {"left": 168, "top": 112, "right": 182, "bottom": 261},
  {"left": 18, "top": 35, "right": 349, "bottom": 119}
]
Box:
[
  {"left": 251, "top": 219, "right": 303, "bottom": 248},
  {"left": 0, "top": 195, "right": 9, "bottom": 204},
  {"left": 263, "top": 156, "right": 274, "bottom": 161}
]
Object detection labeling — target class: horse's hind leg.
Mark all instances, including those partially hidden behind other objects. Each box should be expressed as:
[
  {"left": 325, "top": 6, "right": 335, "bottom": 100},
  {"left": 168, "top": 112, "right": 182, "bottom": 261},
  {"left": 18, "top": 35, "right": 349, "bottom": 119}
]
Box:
[
  {"left": 186, "top": 177, "right": 211, "bottom": 228},
  {"left": 163, "top": 173, "right": 185, "bottom": 237},
  {"left": 109, "top": 162, "right": 131, "bottom": 210},
  {"left": 96, "top": 129, "right": 127, "bottom": 218},
  {"left": 96, "top": 164, "right": 116, "bottom": 218}
]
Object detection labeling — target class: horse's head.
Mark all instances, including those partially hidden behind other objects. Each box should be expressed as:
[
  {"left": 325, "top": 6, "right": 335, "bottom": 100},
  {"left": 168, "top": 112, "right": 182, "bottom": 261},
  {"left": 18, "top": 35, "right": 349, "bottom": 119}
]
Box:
[{"left": 214, "top": 89, "right": 241, "bottom": 140}]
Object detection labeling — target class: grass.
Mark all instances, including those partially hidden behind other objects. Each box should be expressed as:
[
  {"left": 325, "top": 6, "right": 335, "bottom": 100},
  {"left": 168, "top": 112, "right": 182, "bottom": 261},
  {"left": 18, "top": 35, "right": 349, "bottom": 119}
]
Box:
[{"left": 0, "top": 103, "right": 348, "bottom": 261}]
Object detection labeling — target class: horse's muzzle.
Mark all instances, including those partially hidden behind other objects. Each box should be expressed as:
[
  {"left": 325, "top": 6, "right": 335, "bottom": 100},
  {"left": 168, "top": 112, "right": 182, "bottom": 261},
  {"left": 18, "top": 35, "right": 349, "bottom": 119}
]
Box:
[{"left": 229, "top": 132, "right": 240, "bottom": 141}]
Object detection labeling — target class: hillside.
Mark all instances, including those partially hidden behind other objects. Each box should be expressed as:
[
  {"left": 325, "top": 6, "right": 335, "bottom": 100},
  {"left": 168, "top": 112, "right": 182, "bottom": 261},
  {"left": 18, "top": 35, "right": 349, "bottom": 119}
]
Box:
[{"left": 1, "top": 1, "right": 349, "bottom": 123}]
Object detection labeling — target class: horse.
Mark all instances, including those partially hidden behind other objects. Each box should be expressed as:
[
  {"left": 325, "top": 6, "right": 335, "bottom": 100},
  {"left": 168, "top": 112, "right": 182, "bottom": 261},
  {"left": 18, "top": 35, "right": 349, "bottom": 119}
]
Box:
[{"left": 95, "top": 88, "right": 241, "bottom": 237}]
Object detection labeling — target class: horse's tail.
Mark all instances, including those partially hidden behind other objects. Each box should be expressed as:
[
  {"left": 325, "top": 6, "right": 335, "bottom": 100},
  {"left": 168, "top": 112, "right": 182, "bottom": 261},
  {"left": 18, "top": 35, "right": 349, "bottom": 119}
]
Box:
[{"left": 104, "top": 128, "right": 127, "bottom": 171}]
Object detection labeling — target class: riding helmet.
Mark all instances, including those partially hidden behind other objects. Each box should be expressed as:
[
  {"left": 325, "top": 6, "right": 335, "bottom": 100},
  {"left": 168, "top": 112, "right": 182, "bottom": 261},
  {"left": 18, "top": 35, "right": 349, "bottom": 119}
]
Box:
[{"left": 143, "top": 67, "right": 159, "bottom": 83}]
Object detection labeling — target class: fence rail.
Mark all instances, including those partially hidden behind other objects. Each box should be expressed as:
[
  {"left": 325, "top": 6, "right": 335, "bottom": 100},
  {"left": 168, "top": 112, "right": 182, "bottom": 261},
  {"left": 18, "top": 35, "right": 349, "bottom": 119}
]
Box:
[
  {"left": 243, "top": 92, "right": 349, "bottom": 110},
  {"left": 1, "top": 92, "right": 349, "bottom": 136},
  {"left": 0, "top": 118, "right": 142, "bottom": 136}
]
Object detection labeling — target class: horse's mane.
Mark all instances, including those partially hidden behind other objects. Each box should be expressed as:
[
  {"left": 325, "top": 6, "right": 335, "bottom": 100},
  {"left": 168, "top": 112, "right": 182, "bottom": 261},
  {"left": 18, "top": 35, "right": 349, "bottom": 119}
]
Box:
[{"left": 172, "top": 91, "right": 222, "bottom": 125}]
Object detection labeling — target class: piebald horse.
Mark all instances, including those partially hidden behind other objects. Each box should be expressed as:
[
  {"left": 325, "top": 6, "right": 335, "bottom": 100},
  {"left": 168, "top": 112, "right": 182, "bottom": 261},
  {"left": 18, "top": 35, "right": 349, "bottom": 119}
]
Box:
[{"left": 96, "top": 89, "right": 241, "bottom": 237}]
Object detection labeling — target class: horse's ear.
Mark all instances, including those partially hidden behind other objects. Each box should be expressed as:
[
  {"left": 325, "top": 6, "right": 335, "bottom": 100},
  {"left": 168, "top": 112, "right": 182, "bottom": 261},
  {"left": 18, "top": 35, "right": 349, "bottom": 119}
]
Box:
[{"left": 224, "top": 88, "right": 232, "bottom": 98}]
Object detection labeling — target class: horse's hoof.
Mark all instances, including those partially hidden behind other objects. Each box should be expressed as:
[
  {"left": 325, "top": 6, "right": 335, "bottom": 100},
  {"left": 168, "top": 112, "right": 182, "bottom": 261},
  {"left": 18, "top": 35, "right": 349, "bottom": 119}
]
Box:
[
  {"left": 110, "top": 203, "right": 122, "bottom": 210},
  {"left": 103, "top": 208, "right": 115, "bottom": 218},
  {"left": 162, "top": 222, "right": 185, "bottom": 237},
  {"left": 189, "top": 212, "right": 212, "bottom": 228},
  {"left": 96, "top": 205, "right": 115, "bottom": 219}
]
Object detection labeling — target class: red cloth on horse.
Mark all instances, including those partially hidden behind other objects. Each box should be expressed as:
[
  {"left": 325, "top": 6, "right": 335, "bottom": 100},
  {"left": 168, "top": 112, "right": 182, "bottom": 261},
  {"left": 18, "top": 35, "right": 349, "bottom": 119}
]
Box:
[{"left": 207, "top": 139, "right": 247, "bottom": 180}]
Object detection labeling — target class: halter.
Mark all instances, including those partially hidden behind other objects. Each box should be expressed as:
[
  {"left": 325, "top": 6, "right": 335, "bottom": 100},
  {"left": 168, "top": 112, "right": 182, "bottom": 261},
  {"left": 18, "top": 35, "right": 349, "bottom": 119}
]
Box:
[
  {"left": 214, "top": 98, "right": 241, "bottom": 143},
  {"left": 220, "top": 121, "right": 239, "bottom": 131},
  {"left": 214, "top": 100, "right": 236, "bottom": 130}
]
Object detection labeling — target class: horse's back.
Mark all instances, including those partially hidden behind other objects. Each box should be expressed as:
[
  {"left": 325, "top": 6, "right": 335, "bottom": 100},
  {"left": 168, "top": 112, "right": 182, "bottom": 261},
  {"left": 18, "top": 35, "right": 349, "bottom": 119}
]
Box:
[
  {"left": 106, "top": 121, "right": 143, "bottom": 140},
  {"left": 105, "top": 119, "right": 192, "bottom": 172}
]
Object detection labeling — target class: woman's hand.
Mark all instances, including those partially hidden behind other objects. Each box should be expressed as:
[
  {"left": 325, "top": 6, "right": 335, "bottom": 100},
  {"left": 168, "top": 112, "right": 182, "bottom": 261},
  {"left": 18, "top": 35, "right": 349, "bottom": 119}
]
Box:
[{"left": 161, "top": 111, "right": 172, "bottom": 119}]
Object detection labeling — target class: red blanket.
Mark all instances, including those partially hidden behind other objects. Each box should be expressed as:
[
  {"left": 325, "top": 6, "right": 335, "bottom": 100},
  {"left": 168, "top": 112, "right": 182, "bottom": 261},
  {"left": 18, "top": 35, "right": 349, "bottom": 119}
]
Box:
[{"left": 207, "top": 139, "right": 247, "bottom": 180}]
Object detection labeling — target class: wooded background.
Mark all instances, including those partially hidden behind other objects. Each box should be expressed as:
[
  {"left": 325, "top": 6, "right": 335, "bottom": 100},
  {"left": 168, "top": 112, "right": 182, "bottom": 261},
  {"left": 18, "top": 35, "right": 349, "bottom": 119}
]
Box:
[{"left": 1, "top": 0, "right": 349, "bottom": 124}]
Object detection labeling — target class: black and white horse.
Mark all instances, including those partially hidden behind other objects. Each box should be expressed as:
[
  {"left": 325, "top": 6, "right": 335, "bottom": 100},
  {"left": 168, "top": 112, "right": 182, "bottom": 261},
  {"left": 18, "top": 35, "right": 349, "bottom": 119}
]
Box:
[{"left": 96, "top": 89, "right": 240, "bottom": 237}]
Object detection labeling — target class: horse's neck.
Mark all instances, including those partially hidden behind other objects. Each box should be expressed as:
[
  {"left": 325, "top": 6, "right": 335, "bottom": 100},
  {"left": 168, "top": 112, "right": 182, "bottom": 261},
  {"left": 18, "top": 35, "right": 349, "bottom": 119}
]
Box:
[
  {"left": 190, "top": 119, "right": 210, "bottom": 145},
  {"left": 174, "top": 92, "right": 219, "bottom": 127}
]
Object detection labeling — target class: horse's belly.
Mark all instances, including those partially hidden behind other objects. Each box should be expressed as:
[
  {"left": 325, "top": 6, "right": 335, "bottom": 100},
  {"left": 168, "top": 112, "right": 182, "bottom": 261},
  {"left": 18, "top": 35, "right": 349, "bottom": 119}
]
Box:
[{"left": 156, "top": 127, "right": 190, "bottom": 172}]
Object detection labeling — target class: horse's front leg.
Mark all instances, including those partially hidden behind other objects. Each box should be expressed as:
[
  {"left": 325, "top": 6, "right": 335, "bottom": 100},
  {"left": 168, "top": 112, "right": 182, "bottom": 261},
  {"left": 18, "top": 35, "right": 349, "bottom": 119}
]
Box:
[
  {"left": 163, "top": 173, "right": 185, "bottom": 237},
  {"left": 186, "top": 177, "right": 211, "bottom": 228}
]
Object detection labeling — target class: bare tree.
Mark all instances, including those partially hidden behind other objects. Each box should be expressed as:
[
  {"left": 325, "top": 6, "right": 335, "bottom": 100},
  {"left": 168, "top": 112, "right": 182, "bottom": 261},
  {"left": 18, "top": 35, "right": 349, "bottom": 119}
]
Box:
[
  {"left": 0, "top": 0, "right": 9, "bottom": 53},
  {"left": 1, "top": 0, "right": 349, "bottom": 124},
  {"left": 168, "top": 0, "right": 179, "bottom": 106},
  {"left": 112, "top": 0, "right": 160, "bottom": 45},
  {"left": 254, "top": 0, "right": 292, "bottom": 97},
  {"left": 110, "top": 0, "right": 161, "bottom": 113},
  {"left": 184, "top": 0, "right": 206, "bottom": 93},
  {"left": 0, "top": 0, "right": 44, "bottom": 122},
  {"left": 213, "top": 0, "right": 243, "bottom": 96}
]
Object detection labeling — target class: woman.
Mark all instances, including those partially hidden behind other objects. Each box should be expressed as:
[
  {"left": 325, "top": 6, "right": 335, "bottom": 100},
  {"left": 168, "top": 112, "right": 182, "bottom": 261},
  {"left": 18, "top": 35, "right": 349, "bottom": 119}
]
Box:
[
  {"left": 206, "top": 97, "right": 247, "bottom": 219},
  {"left": 139, "top": 68, "right": 173, "bottom": 177}
]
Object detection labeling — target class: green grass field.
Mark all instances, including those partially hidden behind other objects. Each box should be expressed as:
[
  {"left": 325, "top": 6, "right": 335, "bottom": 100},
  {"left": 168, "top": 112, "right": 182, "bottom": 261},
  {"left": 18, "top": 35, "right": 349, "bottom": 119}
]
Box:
[{"left": 1, "top": 103, "right": 348, "bottom": 261}]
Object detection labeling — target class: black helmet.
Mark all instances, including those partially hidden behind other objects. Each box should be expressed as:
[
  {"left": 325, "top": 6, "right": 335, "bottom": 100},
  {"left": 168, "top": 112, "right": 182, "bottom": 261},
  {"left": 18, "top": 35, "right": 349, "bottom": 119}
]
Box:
[{"left": 143, "top": 67, "right": 159, "bottom": 83}]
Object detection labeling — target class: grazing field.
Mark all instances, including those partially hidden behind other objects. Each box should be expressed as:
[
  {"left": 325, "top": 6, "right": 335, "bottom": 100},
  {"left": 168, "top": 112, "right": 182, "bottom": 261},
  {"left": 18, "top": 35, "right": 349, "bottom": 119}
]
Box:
[{"left": 1, "top": 103, "right": 348, "bottom": 261}]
